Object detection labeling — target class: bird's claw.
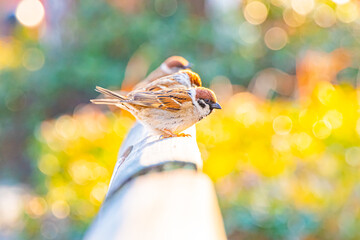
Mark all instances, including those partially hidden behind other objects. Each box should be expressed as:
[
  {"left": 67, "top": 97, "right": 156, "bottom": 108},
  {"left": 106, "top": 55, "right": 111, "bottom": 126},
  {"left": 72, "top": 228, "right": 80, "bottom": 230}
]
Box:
[
  {"left": 160, "top": 132, "right": 192, "bottom": 138},
  {"left": 177, "top": 133, "right": 192, "bottom": 137}
]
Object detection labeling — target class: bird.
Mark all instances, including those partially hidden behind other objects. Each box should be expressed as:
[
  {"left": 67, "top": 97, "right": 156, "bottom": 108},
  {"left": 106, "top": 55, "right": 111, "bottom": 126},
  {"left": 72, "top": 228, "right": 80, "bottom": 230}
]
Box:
[
  {"left": 133, "top": 56, "right": 193, "bottom": 90},
  {"left": 137, "top": 69, "right": 202, "bottom": 92},
  {"left": 90, "top": 84, "right": 221, "bottom": 138}
]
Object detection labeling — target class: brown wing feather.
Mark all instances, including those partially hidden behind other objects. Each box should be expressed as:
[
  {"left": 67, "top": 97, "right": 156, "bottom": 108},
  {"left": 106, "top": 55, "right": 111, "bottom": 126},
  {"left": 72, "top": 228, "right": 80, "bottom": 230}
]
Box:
[
  {"left": 145, "top": 86, "right": 164, "bottom": 92},
  {"left": 129, "top": 89, "right": 191, "bottom": 112}
]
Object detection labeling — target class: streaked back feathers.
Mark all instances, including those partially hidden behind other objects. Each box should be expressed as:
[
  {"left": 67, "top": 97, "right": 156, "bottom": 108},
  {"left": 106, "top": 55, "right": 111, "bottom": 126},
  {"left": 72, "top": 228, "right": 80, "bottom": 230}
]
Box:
[
  {"left": 179, "top": 70, "right": 202, "bottom": 87},
  {"left": 140, "top": 69, "right": 202, "bottom": 92},
  {"left": 91, "top": 86, "right": 192, "bottom": 112}
]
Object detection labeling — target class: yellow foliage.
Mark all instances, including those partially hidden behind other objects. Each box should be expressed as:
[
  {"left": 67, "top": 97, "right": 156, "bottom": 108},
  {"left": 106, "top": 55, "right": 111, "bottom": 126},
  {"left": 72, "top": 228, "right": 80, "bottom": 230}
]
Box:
[{"left": 35, "top": 82, "right": 360, "bottom": 223}]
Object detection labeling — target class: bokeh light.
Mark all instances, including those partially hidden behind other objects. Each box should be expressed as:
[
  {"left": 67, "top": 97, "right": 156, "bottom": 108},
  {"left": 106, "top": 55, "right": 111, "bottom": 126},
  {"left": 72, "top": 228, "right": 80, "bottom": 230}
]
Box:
[
  {"left": 291, "top": 0, "right": 315, "bottom": 15},
  {"left": 273, "top": 115, "right": 293, "bottom": 135},
  {"left": 283, "top": 8, "right": 306, "bottom": 27},
  {"left": 332, "top": 0, "right": 350, "bottom": 5},
  {"left": 26, "top": 197, "right": 47, "bottom": 218},
  {"left": 323, "top": 110, "right": 343, "bottom": 129},
  {"left": 336, "top": 2, "right": 359, "bottom": 23},
  {"left": 22, "top": 48, "right": 45, "bottom": 71},
  {"left": 55, "top": 115, "right": 79, "bottom": 140},
  {"left": 210, "top": 76, "right": 233, "bottom": 102},
  {"left": 38, "top": 154, "right": 60, "bottom": 176},
  {"left": 272, "top": 134, "right": 291, "bottom": 152},
  {"left": 15, "top": 0, "right": 45, "bottom": 28},
  {"left": 264, "top": 27, "right": 288, "bottom": 50},
  {"left": 51, "top": 200, "right": 70, "bottom": 219},
  {"left": 316, "top": 82, "right": 336, "bottom": 105},
  {"left": 271, "top": 0, "right": 289, "bottom": 8},
  {"left": 314, "top": 4, "right": 336, "bottom": 28},
  {"left": 238, "top": 22, "right": 261, "bottom": 45},
  {"left": 244, "top": 1, "right": 268, "bottom": 25},
  {"left": 312, "top": 120, "right": 332, "bottom": 139},
  {"left": 90, "top": 182, "right": 108, "bottom": 204},
  {"left": 345, "top": 147, "right": 360, "bottom": 166},
  {"left": 292, "top": 132, "right": 313, "bottom": 151}
]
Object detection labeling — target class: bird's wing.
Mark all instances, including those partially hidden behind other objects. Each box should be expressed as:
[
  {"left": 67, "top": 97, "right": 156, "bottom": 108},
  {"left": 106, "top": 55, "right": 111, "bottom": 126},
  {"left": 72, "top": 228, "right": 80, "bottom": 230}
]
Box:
[{"left": 130, "top": 89, "right": 192, "bottom": 111}]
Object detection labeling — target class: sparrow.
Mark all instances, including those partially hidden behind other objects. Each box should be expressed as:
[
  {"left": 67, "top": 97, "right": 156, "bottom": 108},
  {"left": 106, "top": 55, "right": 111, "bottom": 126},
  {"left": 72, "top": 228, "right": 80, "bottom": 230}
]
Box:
[
  {"left": 133, "top": 56, "right": 193, "bottom": 90},
  {"left": 137, "top": 69, "right": 202, "bottom": 92},
  {"left": 90, "top": 85, "right": 221, "bottom": 138}
]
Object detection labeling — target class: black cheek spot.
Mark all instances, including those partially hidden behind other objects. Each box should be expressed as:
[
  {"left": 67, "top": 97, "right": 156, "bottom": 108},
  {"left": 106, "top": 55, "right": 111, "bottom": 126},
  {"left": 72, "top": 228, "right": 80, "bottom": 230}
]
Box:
[{"left": 198, "top": 100, "right": 206, "bottom": 108}]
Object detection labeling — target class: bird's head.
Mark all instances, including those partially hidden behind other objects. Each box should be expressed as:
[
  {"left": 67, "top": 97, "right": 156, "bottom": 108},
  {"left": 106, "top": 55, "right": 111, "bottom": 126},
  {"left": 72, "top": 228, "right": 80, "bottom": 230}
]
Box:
[
  {"left": 193, "top": 87, "right": 221, "bottom": 119},
  {"left": 161, "top": 56, "right": 192, "bottom": 74}
]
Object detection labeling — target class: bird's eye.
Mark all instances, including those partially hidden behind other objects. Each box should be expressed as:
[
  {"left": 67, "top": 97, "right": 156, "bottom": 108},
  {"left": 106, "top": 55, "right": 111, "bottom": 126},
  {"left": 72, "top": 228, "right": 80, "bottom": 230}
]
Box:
[{"left": 198, "top": 99, "right": 206, "bottom": 108}]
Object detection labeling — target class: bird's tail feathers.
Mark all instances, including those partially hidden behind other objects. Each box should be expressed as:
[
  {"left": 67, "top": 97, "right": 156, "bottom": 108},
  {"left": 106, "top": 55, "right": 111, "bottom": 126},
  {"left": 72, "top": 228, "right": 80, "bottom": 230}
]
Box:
[
  {"left": 95, "top": 86, "right": 126, "bottom": 100},
  {"left": 90, "top": 99, "right": 121, "bottom": 105}
]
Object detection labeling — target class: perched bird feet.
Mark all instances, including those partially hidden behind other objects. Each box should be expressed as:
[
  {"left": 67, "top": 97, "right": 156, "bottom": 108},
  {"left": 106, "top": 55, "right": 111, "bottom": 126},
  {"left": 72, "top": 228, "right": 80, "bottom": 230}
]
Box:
[
  {"left": 161, "top": 129, "right": 191, "bottom": 138},
  {"left": 176, "top": 133, "right": 192, "bottom": 137},
  {"left": 159, "top": 132, "right": 192, "bottom": 138},
  {"left": 160, "top": 129, "right": 177, "bottom": 139}
]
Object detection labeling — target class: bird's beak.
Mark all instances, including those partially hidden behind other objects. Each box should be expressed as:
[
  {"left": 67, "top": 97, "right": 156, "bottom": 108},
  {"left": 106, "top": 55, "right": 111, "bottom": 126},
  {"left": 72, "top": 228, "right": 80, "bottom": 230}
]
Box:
[
  {"left": 182, "top": 62, "right": 193, "bottom": 69},
  {"left": 211, "top": 102, "right": 222, "bottom": 109}
]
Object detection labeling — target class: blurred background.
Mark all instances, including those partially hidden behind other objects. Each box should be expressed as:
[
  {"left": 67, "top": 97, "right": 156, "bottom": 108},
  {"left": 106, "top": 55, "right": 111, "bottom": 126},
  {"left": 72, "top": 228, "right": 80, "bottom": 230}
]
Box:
[{"left": 1, "top": 0, "right": 360, "bottom": 239}]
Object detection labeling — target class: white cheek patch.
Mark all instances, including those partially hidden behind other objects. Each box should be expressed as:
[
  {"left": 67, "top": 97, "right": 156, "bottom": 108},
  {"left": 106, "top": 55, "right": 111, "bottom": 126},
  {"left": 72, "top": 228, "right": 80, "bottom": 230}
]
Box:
[
  {"left": 193, "top": 99, "right": 211, "bottom": 120},
  {"left": 199, "top": 105, "right": 211, "bottom": 118},
  {"left": 160, "top": 63, "right": 173, "bottom": 74}
]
